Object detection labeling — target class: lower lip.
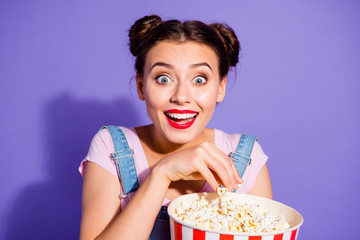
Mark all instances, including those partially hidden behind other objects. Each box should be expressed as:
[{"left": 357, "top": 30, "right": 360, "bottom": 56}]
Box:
[{"left": 165, "top": 114, "right": 198, "bottom": 129}]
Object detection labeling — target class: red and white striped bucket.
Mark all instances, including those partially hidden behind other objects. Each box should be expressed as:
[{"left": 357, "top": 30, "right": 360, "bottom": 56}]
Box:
[{"left": 168, "top": 193, "right": 303, "bottom": 240}]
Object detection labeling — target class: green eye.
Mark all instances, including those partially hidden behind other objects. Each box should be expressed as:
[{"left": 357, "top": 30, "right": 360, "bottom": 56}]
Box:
[
  {"left": 193, "top": 76, "right": 207, "bottom": 85},
  {"left": 156, "top": 75, "right": 171, "bottom": 84}
]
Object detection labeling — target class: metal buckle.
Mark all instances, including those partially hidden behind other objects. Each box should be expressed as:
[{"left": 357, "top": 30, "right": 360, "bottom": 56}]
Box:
[
  {"left": 230, "top": 152, "right": 252, "bottom": 166},
  {"left": 110, "top": 149, "right": 134, "bottom": 162},
  {"left": 119, "top": 193, "right": 130, "bottom": 202}
]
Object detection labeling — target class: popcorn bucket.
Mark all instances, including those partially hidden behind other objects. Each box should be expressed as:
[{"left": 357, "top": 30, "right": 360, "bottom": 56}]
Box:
[{"left": 167, "top": 193, "right": 303, "bottom": 240}]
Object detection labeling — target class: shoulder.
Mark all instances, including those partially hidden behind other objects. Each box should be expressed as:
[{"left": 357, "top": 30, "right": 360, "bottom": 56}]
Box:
[
  {"left": 80, "top": 126, "right": 137, "bottom": 177},
  {"left": 88, "top": 127, "right": 114, "bottom": 154},
  {"left": 97, "top": 126, "right": 137, "bottom": 144},
  {"left": 214, "top": 128, "right": 265, "bottom": 156},
  {"left": 214, "top": 128, "right": 241, "bottom": 155},
  {"left": 93, "top": 125, "right": 143, "bottom": 161},
  {"left": 215, "top": 129, "right": 262, "bottom": 155}
]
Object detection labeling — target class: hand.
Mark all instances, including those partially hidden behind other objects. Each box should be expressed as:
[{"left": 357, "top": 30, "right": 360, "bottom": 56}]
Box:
[{"left": 153, "top": 142, "right": 242, "bottom": 191}]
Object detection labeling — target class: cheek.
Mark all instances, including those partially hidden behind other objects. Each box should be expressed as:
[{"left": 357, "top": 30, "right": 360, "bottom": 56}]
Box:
[
  {"left": 193, "top": 87, "right": 219, "bottom": 109},
  {"left": 144, "top": 86, "right": 168, "bottom": 111}
]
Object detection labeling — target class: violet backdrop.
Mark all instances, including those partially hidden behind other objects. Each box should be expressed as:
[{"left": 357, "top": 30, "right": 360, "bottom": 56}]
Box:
[{"left": 1, "top": 0, "right": 359, "bottom": 239}]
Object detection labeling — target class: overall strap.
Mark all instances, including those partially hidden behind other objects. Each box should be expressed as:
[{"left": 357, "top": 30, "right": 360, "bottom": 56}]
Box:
[
  {"left": 102, "top": 125, "right": 140, "bottom": 194},
  {"left": 230, "top": 134, "right": 258, "bottom": 178}
]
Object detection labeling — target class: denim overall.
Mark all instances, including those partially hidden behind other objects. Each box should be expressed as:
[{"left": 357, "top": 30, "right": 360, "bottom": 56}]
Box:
[{"left": 104, "top": 125, "right": 258, "bottom": 240}]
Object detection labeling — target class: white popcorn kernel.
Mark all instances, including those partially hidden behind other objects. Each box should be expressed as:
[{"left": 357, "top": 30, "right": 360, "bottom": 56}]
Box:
[{"left": 217, "top": 186, "right": 229, "bottom": 196}]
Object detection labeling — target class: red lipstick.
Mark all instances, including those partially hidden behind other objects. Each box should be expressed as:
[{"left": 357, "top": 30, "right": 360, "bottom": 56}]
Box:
[
  {"left": 164, "top": 109, "right": 198, "bottom": 129},
  {"left": 165, "top": 109, "right": 197, "bottom": 114}
]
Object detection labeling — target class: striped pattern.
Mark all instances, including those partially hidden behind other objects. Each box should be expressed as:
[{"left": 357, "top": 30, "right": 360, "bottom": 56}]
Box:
[{"left": 170, "top": 219, "right": 300, "bottom": 240}]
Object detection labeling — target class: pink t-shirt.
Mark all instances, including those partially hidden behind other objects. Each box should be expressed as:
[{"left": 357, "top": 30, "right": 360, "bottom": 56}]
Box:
[{"left": 79, "top": 127, "right": 268, "bottom": 207}]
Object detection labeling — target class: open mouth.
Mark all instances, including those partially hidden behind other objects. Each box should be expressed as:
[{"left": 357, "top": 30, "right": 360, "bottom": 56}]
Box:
[{"left": 164, "top": 110, "right": 198, "bottom": 129}]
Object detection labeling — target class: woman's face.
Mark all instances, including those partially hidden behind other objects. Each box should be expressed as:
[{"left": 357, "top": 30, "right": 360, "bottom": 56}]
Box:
[{"left": 137, "top": 40, "right": 226, "bottom": 144}]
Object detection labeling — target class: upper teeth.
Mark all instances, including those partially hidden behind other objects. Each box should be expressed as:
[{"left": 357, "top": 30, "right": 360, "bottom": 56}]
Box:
[{"left": 166, "top": 112, "right": 197, "bottom": 119}]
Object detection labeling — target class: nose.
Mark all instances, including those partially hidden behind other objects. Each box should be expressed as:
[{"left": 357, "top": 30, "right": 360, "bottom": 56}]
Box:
[{"left": 170, "top": 81, "right": 192, "bottom": 104}]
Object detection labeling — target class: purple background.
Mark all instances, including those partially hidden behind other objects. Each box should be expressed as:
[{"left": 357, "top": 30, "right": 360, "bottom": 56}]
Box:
[{"left": 1, "top": 1, "right": 359, "bottom": 239}]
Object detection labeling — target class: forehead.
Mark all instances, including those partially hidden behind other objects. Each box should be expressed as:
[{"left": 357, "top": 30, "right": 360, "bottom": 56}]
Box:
[{"left": 145, "top": 40, "right": 219, "bottom": 71}]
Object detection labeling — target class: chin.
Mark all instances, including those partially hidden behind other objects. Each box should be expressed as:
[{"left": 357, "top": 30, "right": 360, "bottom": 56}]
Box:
[
  {"left": 163, "top": 127, "right": 203, "bottom": 145},
  {"left": 166, "top": 135, "right": 193, "bottom": 145}
]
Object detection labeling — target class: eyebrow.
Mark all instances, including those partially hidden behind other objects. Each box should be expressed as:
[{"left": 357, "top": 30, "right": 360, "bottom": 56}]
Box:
[
  {"left": 150, "top": 62, "right": 212, "bottom": 72},
  {"left": 190, "top": 62, "right": 212, "bottom": 71},
  {"left": 150, "top": 62, "right": 174, "bottom": 71}
]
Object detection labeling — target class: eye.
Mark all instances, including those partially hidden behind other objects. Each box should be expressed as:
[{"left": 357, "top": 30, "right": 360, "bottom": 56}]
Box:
[
  {"left": 193, "top": 75, "right": 207, "bottom": 85},
  {"left": 156, "top": 75, "right": 171, "bottom": 84}
]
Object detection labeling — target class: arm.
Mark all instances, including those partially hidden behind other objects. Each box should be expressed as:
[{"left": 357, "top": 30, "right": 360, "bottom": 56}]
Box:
[
  {"left": 80, "top": 162, "right": 121, "bottom": 239},
  {"left": 80, "top": 142, "right": 242, "bottom": 240},
  {"left": 80, "top": 161, "right": 169, "bottom": 240},
  {"left": 247, "top": 163, "right": 273, "bottom": 199}
]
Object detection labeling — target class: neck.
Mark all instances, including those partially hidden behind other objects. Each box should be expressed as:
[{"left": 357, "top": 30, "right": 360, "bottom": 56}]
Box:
[{"left": 136, "top": 124, "right": 214, "bottom": 155}]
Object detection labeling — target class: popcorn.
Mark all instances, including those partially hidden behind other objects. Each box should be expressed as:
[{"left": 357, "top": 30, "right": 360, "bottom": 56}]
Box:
[
  {"left": 217, "top": 186, "right": 229, "bottom": 196},
  {"left": 174, "top": 187, "right": 291, "bottom": 233}
]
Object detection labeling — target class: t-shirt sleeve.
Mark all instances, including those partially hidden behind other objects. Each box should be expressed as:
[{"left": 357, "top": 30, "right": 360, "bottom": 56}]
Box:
[
  {"left": 78, "top": 128, "right": 118, "bottom": 178},
  {"left": 242, "top": 140, "right": 269, "bottom": 193}
]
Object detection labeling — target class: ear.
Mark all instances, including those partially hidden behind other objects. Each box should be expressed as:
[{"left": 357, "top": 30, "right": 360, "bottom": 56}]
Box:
[
  {"left": 217, "top": 76, "right": 226, "bottom": 103},
  {"left": 136, "top": 73, "right": 145, "bottom": 101}
]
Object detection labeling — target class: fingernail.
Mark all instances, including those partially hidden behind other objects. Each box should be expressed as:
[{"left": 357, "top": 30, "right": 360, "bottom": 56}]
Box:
[{"left": 233, "top": 183, "right": 238, "bottom": 190}]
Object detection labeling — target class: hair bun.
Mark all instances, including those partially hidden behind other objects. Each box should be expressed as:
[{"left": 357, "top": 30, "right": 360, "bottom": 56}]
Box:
[
  {"left": 210, "top": 23, "right": 240, "bottom": 67},
  {"left": 129, "top": 15, "right": 162, "bottom": 56}
]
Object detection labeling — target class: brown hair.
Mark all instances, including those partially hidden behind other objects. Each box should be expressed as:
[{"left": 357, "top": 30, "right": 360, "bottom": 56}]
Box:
[{"left": 129, "top": 15, "right": 240, "bottom": 78}]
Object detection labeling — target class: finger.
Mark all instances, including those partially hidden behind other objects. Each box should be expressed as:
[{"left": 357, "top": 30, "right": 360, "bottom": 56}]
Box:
[
  {"left": 201, "top": 148, "right": 237, "bottom": 191},
  {"left": 230, "top": 158, "right": 243, "bottom": 184},
  {"left": 218, "top": 150, "right": 242, "bottom": 185},
  {"left": 182, "top": 172, "right": 204, "bottom": 181},
  {"left": 203, "top": 144, "right": 240, "bottom": 190},
  {"left": 195, "top": 162, "right": 219, "bottom": 191},
  {"left": 209, "top": 169, "right": 222, "bottom": 185},
  {"left": 184, "top": 169, "right": 222, "bottom": 185},
  {"left": 211, "top": 144, "right": 242, "bottom": 184}
]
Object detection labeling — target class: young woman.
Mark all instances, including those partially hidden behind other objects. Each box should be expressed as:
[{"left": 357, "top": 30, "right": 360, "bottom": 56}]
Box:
[{"left": 79, "top": 15, "right": 272, "bottom": 240}]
